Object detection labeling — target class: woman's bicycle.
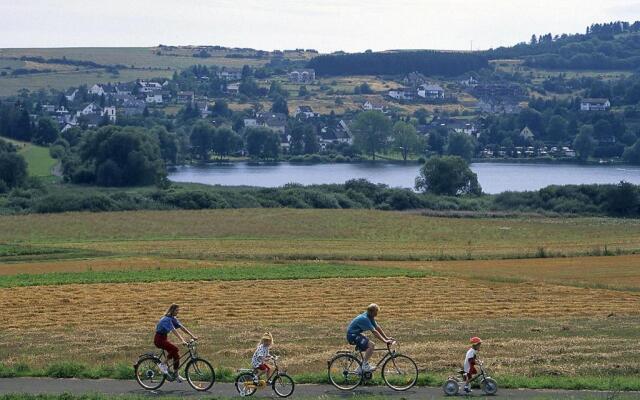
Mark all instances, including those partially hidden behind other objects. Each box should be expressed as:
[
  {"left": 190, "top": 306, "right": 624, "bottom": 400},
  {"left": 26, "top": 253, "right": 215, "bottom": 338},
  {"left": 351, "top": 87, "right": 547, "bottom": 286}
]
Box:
[
  {"left": 134, "top": 339, "right": 216, "bottom": 391},
  {"left": 234, "top": 355, "right": 295, "bottom": 398},
  {"left": 328, "top": 341, "right": 418, "bottom": 391},
  {"left": 442, "top": 360, "right": 498, "bottom": 396}
]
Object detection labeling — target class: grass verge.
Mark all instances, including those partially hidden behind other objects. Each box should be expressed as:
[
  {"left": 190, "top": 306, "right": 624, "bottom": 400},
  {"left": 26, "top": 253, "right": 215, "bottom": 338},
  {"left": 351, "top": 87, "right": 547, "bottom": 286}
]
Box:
[
  {"left": 0, "top": 263, "right": 430, "bottom": 287},
  {"left": 1, "top": 363, "right": 639, "bottom": 391}
]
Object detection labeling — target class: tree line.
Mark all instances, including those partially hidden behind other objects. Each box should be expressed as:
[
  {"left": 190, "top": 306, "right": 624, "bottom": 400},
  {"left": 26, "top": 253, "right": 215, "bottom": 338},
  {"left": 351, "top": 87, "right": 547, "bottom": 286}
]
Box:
[
  {"left": 487, "top": 20, "right": 640, "bottom": 70},
  {"left": 307, "top": 50, "right": 488, "bottom": 77}
]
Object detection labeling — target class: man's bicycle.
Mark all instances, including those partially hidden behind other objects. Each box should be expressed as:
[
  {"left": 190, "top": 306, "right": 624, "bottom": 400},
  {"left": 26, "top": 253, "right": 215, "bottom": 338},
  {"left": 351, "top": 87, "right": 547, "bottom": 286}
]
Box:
[
  {"left": 327, "top": 341, "right": 418, "bottom": 391},
  {"left": 134, "top": 339, "right": 215, "bottom": 391},
  {"left": 234, "top": 355, "right": 295, "bottom": 398}
]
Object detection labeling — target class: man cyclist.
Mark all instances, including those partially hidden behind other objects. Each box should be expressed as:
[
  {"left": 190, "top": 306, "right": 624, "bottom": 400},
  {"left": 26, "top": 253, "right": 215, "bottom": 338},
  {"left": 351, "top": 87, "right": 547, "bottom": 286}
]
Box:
[{"left": 346, "top": 303, "right": 394, "bottom": 372}]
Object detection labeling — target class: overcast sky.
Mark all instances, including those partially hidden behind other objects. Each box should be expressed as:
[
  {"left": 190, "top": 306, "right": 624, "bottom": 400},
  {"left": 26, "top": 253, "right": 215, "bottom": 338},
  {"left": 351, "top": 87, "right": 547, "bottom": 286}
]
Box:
[{"left": 1, "top": 0, "right": 639, "bottom": 52}]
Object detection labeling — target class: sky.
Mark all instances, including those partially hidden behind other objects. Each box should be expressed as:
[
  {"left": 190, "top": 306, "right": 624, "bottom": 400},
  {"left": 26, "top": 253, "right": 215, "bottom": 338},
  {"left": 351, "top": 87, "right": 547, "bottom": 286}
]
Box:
[{"left": 1, "top": 0, "right": 639, "bottom": 52}]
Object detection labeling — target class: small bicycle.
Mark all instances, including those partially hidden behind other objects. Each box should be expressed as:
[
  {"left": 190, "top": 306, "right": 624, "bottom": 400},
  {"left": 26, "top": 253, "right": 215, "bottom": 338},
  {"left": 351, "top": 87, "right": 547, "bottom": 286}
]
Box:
[
  {"left": 328, "top": 341, "right": 418, "bottom": 391},
  {"left": 234, "top": 355, "right": 295, "bottom": 398},
  {"left": 134, "top": 339, "right": 216, "bottom": 392},
  {"left": 442, "top": 360, "right": 498, "bottom": 396}
]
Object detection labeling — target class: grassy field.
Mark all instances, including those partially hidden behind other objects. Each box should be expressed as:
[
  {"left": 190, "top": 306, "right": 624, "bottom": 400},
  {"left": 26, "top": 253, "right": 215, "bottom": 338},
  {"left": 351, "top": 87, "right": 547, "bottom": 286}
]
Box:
[
  {"left": 0, "top": 209, "right": 639, "bottom": 389},
  {"left": 0, "top": 136, "right": 56, "bottom": 177},
  {"left": 0, "top": 47, "right": 282, "bottom": 96}
]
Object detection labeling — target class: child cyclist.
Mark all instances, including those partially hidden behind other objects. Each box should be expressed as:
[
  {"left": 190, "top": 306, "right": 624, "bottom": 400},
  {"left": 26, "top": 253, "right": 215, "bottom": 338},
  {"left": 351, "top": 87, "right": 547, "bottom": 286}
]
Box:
[
  {"left": 463, "top": 336, "right": 482, "bottom": 393},
  {"left": 251, "top": 332, "right": 274, "bottom": 384},
  {"left": 154, "top": 304, "right": 198, "bottom": 382}
]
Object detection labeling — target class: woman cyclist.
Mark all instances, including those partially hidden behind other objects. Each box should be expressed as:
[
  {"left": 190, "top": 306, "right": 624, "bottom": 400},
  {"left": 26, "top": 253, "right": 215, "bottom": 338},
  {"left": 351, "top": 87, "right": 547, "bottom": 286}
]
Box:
[{"left": 154, "top": 304, "right": 198, "bottom": 381}]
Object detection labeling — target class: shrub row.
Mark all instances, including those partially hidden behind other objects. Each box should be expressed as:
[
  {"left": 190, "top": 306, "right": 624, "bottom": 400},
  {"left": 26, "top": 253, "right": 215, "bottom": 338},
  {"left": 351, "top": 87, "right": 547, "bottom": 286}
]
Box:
[{"left": 0, "top": 180, "right": 638, "bottom": 217}]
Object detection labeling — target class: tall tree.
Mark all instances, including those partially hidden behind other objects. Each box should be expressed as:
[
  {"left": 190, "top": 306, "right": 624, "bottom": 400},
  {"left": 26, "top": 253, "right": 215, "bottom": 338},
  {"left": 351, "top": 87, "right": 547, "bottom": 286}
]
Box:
[
  {"left": 271, "top": 95, "right": 289, "bottom": 116},
  {"left": 546, "top": 115, "right": 568, "bottom": 142},
  {"left": 573, "top": 125, "right": 596, "bottom": 161},
  {"left": 351, "top": 111, "right": 391, "bottom": 160},
  {"left": 33, "top": 117, "right": 59, "bottom": 145},
  {"left": 446, "top": 132, "right": 476, "bottom": 162},
  {"left": 415, "top": 155, "right": 481, "bottom": 196},
  {"left": 190, "top": 121, "right": 215, "bottom": 161},
  {"left": 212, "top": 127, "right": 242, "bottom": 159},
  {"left": 392, "top": 121, "right": 421, "bottom": 161}
]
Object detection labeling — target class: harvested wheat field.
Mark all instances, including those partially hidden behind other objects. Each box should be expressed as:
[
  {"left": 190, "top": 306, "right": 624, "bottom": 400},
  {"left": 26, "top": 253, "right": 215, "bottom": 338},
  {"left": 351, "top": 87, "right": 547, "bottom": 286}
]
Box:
[
  {"left": 357, "top": 254, "right": 640, "bottom": 290},
  {"left": 1, "top": 276, "right": 639, "bottom": 377}
]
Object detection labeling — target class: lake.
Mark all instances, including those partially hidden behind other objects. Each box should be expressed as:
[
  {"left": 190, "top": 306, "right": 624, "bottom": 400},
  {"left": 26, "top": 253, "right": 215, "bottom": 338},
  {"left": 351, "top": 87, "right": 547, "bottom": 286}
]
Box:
[{"left": 168, "top": 162, "right": 640, "bottom": 194}]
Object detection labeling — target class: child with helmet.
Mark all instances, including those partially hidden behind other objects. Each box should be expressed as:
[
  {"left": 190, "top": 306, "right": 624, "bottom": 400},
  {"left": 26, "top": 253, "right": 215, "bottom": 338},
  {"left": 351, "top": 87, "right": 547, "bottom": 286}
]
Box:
[{"left": 463, "top": 336, "right": 482, "bottom": 393}]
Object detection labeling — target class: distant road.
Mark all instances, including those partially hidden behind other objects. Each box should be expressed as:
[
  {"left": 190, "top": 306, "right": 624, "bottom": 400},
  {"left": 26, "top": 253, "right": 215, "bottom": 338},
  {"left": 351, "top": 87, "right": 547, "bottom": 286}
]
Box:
[{"left": 1, "top": 378, "right": 636, "bottom": 399}]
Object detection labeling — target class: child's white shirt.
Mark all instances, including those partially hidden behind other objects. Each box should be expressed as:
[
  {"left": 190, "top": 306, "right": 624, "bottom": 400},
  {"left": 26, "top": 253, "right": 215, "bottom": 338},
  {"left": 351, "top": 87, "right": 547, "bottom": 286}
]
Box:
[
  {"left": 252, "top": 343, "right": 270, "bottom": 368},
  {"left": 463, "top": 348, "right": 477, "bottom": 373}
]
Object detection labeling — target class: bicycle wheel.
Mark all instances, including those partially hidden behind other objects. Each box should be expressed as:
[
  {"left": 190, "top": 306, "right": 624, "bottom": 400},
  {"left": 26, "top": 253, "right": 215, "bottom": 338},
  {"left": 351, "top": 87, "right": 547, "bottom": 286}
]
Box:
[
  {"left": 185, "top": 358, "right": 215, "bottom": 391},
  {"left": 271, "top": 373, "right": 295, "bottom": 397},
  {"left": 328, "top": 353, "right": 362, "bottom": 390},
  {"left": 381, "top": 354, "right": 418, "bottom": 391},
  {"left": 134, "top": 356, "right": 166, "bottom": 390},
  {"left": 235, "top": 372, "right": 257, "bottom": 397},
  {"left": 443, "top": 378, "right": 460, "bottom": 396},
  {"left": 481, "top": 377, "right": 498, "bottom": 395}
]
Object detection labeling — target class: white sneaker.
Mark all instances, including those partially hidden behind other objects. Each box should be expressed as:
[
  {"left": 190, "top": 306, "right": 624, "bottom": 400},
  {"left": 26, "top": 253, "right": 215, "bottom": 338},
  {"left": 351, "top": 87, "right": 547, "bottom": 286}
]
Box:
[
  {"left": 175, "top": 373, "right": 186, "bottom": 383},
  {"left": 356, "top": 362, "right": 375, "bottom": 373},
  {"left": 158, "top": 363, "right": 169, "bottom": 375}
]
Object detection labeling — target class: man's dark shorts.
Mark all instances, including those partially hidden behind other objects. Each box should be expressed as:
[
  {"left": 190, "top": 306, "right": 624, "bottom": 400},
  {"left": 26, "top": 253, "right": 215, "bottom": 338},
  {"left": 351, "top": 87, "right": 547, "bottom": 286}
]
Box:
[{"left": 347, "top": 333, "right": 369, "bottom": 351}]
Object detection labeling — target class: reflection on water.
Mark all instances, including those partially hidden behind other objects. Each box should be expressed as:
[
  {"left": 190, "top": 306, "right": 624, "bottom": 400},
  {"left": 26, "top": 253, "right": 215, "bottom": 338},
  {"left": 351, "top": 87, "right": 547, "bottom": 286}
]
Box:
[{"left": 168, "top": 162, "right": 640, "bottom": 194}]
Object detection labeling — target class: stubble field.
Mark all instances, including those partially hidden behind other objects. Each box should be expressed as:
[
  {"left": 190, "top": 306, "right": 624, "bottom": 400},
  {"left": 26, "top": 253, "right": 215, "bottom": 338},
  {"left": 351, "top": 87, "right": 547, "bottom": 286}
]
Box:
[{"left": 0, "top": 209, "right": 639, "bottom": 389}]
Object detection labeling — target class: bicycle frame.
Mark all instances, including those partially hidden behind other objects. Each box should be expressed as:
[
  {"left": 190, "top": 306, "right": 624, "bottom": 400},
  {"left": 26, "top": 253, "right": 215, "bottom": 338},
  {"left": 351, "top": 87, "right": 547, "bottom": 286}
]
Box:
[
  {"left": 156, "top": 341, "right": 199, "bottom": 371},
  {"left": 245, "top": 356, "right": 285, "bottom": 382},
  {"left": 355, "top": 343, "right": 396, "bottom": 369},
  {"left": 459, "top": 362, "right": 488, "bottom": 384}
]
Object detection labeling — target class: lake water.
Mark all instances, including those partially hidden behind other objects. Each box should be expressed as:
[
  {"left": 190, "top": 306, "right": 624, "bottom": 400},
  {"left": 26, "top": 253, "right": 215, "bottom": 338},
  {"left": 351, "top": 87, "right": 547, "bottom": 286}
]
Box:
[{"left": 168, "top": 162, "right": 640, "bottom": 194}]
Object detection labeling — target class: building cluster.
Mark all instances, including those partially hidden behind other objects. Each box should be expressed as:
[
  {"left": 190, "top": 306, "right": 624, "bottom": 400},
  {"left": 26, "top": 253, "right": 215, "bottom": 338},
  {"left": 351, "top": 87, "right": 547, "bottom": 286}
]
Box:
[{"left": 243, "top": 106, "right": 352, "bottom": 151}]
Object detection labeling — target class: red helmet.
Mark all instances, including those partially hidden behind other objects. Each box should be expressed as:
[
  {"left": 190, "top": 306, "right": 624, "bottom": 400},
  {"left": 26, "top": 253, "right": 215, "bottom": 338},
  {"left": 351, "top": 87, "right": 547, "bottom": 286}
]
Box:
[{"left": 470, "top": 337, "right": 482, "bottom": 345}]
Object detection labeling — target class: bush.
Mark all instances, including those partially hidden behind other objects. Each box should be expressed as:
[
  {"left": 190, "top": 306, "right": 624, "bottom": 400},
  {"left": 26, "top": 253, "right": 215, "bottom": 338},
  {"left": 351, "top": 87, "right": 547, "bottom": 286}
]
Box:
[
  {"left": 301, "top": 189, "right": 341, "bottom": 208},
  {"left": 415, "top": 156, "right": 482, "bottom": 196},
  {"left": 382, "top": 189, "right": 425, "bottom": 210},
  {"left": 160, "top": 190, "right": 229, "bottom": 210}
]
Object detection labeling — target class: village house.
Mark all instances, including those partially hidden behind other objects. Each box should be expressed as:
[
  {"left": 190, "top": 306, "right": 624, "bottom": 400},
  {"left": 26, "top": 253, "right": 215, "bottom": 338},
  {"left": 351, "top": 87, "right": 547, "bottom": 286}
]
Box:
[
  {"left": 449, "top": 119, "right": 479, "bottom": 137},
  {"left": 362, "top": 100, "right": 386, "bottom": 112},
  {"left": 388, "top": 88, "right": 416, "bottom": 101},
  {"left": 288, "top": 69, "right": 315, "bottom": 84},
  {"left": 520, "top": 126, "right": 535, "bottom": 141},
  {"left": 460, "top": 76, "right": 479, "bottom": 87},
  {"left": 580, "top": 98, "right": 611, "bottom": 111},
  {"left": 477, "top": 99, "right": 520, "bottom": 114},
  {"left": 115, "top": 82, "right": 136, "bottom": 95},
  {"left": 243, "top": 118, "right": 259, "bottom": 128},
  {"left": 121, "top": 99, "right": 147, "bottom": 116},
  {"left": 177, "top": 91, "right": 195, "bottom": 104},
  {"left": 112, "top": 92, "right": 136, "bottom": 104},
  {"left": 294, "top": 105, "right": 316, "bottom": 118},
  {"left": 88, "top": 84, "right": 105, "bottom": 96},
  {"left": 79, "top": 103, "right": 101, "bottom": 116},
  {"left": 217, "top": 67, "right": 243, "bottom": 81},
  {"left": 417, "top": 83, "right": 445, "bottom": 100},
  {"left": 225, "top": 82, "right": 241, "bottom": 95},
  {"left": 138, "top": 81, "right": 162, "bottom": 94},
  {"left": 196, "top": 100, "right": 210, "bottom": 118},
  {"left": 319, "top": 120, "right": 353, "bottom": 149},
  {"left": 258, "top": 113, "right": 288, "bottom": 134},
  {"left": 102, "top": 106, "right": 117, "bottom": 123},
  {"left": 145, "top": 94, "right": 163, "bottom": 104},
  {"left": 41, "top": 104, "right": 56, "bottom": 113},
  {"left": 65, "top": 89, "right": 78, "bottom": 102}
]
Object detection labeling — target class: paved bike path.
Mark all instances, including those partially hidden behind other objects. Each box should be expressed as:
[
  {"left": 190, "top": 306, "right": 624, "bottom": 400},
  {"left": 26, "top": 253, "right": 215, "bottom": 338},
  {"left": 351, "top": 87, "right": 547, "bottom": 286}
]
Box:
[{"left": 0, "top": 378, "right": 635, "bottom": 399}]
